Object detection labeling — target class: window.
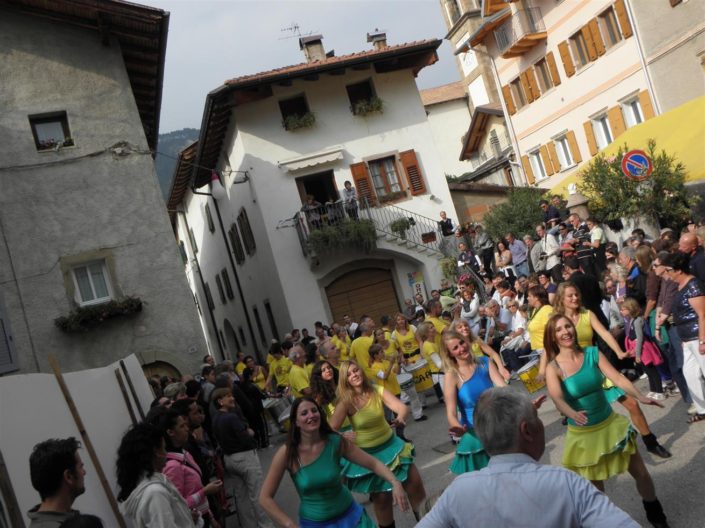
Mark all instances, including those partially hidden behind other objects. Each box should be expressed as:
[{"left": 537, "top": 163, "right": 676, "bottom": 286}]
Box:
[
  {"left": 592, "top": 114, "right": 613, "bottom": 149},
  {"left": 215, "top": 275, "right": 226, "bottom": 304},
  {"left": 534, "top": 59, "right": 553, "bottom": 94},
  {"left": 569, "top": 31, "right": 590, "bottom": 68},
  {"left": 29, "top": 111, "right": 73, "bottom": 151},
  {"left": 205, "top": 204, "right": 215, "bottom": 233},
  {"left": 264, "top": 301, "right": 279, "bottom": 341},
  {"left": 368, "top": 157, "right": 402, "bottom": 198},
  {"left": 346, "top": 79, "right": 376, "bottom": 114},
  {"left": 528, "top": 150, "right": 548, "bottom": 181},
  {"left": 598, "top": 7, "right": 622, "bottom": 49},
  {"left": 228, "top": 224, "right": 245, "bottom": 264},
  {"left": 279, "top": 95, "right": 310, "bottom": 129},
  {"left": 0, "top": 293, "right": 19, "bottom": 374},
  {"left": 622, "top": 98, "right": 643, "bottom": 128},
  {"left": 509, "top": 78, "right": 527, "bottom": 109},
  {"left": 238, "top": 326, "right": 247, "bottom": 346},
  {"left": 554, "top": 135, "right": 574, "bottom": 169},
  {"left": 188, "top": 228, "right": 198, "bottom": 254},
  {"left": 445, "top": 0, "right": 462, "bottom": 25},
  {"left": 204, "top": 283, "right": 215, "bottom": 310},
  {"left": 237, "top": 209, "right": 256, "bottom": 256},
  {"left": 221, "top": 269, "right": 234, "bottom": 300},
  {"left": 72, "top": 261, "right": 112, "bottom": 306},
  {"left": 253, "top": 306, "right": 267, "bottom": 345},
  {"left": 178, "top": 241, "right": 188, "bottom": 265}
]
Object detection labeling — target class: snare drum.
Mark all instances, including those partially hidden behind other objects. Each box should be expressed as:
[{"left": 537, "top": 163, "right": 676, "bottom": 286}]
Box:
[
  {"left": 397, "top": 372, "right": 414, "bottom": 392},
  {"left": 406, "top": 359, "right": 433, "bottom": 393},
  {"left": 278, "top": 408, "right": 292, "bottom": 431},
  {"left": 267, "top": 397, "right": 290, "bottom": 418},
  {"left": 517, "top": 358, "right": 545, "bottom": 393}
]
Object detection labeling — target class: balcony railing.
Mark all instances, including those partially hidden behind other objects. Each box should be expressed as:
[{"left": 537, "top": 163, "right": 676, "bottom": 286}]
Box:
[
  {"left": 468, "top": 132, "right": 513, "bottom": 170},
  {"left": 494, "top": 7, "right": 547, "bottom": 58}
]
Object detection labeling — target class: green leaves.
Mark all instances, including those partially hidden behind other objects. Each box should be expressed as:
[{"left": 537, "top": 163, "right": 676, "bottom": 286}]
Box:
[
  {"left": 483, "top": 187, "right": 545, "bottom": 242},
  {"left": 307, "top": 219, "right": 377, "bottom": 254}
]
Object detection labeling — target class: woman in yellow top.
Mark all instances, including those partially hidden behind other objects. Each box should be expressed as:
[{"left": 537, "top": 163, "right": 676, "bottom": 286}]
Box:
[
  {"left": 373, "top": 328, "right": 398, "bottom": 359},
  {"left": 332, "top": 326, "right": 351, "bottom": 361},
  {"left": 391, "top": 313, "right": 421, "bottom": 363},
  {"left": 551, "top": 283, "right": 671, "bottom": 459},
  {"left": 448, "top": 319, "right": 510, "bottom": 382},
  {"left": 527, "top": 285, "right": 554, "bottom": 378},
  {"left": 331, "top": 361, "right": 428, "bottom": 527},
  {"left": 416, "top": 322, "right": 445, "bottom": 403},
  {"left": 244, "top": 355, "right": 268, "bottom": 391}
]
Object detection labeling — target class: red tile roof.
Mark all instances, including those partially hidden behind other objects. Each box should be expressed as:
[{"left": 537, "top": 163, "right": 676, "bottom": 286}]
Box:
[{"left": 420, "top": 81, "right": 467, "bottom": 106}]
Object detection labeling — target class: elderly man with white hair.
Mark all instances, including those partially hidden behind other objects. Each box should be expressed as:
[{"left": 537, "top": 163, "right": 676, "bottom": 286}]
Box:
[{"left": 418, "top": 388, "right": 639, "bottom": 528}]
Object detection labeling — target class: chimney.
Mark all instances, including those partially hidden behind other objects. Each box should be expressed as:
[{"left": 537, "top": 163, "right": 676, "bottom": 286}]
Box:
[
  {"left": 367, "top": 29, "right": 388, "bottom": 50},
  {"left": 299, "top": 35, "right": 326, "bottom": 63}
]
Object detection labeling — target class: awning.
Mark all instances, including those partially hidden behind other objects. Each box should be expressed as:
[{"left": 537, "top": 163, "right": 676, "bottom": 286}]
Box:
[
  {"left": 551, "top": 95, "right": 705, "bottom": 196},
  {"left": 278, "top": 146, "right": 344, "bottom": 173}
]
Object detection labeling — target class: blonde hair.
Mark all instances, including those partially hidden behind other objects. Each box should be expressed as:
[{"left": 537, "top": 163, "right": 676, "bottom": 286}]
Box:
[
  {"left": 553, "top": 282, "right": 582, "bottom": 316},
  {"left": 439, "top": 329, "right": 476, "bottom": 374},
  {"left": 336, "top": 360, "right": 379, "bottom": 410},
  {"left": 415, "top": 321, "right": 434, "bottom": 342},
  {"left": 448, "top": 318, "right": 476, "bottom": 341},
  {"left": 621, "top": 297, "right": 642, "bottom": 318}
]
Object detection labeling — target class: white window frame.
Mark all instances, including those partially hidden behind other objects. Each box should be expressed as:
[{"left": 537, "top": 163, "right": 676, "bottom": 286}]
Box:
[
  {"left": 71, "top": 260, "right": 113, "bottom": 306},
  {"left": 592, "top": 114, "right": 613, "bottom": 150},
  {"left": 621, "top": 98, "right": 643, "bottom": 128},
  {"left": 528, "top": 150, "right": 548, "bottom": 181},
  {"left": 554, "top": 135, "right": 574, "bottom": 170}
]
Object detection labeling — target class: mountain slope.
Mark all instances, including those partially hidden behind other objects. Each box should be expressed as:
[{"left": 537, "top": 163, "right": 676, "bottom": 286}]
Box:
[{"left": 155, "top": 128, "right": 199, "bottom": 201}]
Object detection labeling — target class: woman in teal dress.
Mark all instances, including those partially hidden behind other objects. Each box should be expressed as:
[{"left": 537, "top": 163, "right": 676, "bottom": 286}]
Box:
[
  {"left": 259, "top": 397, "right": 408, "bottom": 528},
  {"left": 544, "top": 314, "right": 670, "bottom": 528}
]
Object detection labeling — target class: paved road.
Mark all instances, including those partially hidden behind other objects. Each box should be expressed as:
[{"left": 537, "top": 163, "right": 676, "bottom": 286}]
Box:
[{"left": 245, "top": 378, "right": 704, "bottom": 527}]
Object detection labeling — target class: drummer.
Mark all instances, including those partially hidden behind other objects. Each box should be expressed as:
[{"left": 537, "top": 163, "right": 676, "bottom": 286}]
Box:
[
  {"left": 370, "top": 344, "right": 409, "bottom": 440},
  {"left": 416, "top": 322, "right": 445, "bottom": 404},
  {"left": 391, "top": 313, "right": 427, "bottom": 422},
  {"left": 424, "top": 300, "right": 450, "bottom": 348}
]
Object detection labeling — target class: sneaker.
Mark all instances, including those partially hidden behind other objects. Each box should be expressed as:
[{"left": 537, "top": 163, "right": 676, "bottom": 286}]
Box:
[
  {"left": 415, "top": 415, "right": 428, "bottom": 422},
  {"left": 688, "top": 403, "right": 698, "bottom": 415},
  {"left": 639, "top": 372, "right": 648, "bottom": 380},
  {"left": 666, "top": 383, "right": 680, "bottom": 395},
  {"left": 649, "top": 392, "right": 666, "bottom": 401}
]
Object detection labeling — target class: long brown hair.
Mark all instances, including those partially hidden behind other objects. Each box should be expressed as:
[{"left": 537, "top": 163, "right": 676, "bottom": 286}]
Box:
[
  {"left": 439, "top": 329, "right": 476, "bottom": 374},
  {"left": 543, "top": 314, "right": 581, "bottom": 362},
  {"left": 336, "top": 360, "right": 378, "bottom": 410},
  {"left": 309, "top": 360, "right": 338, "bottom": 407},
  {"left": 286, "top": 397, "right": 335, "bottom": 472},
  {"left": 552, "top": 282, "right": 581, "bottom": 315}
]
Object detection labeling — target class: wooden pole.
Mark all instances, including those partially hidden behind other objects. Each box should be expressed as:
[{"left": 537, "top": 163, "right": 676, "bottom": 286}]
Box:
[
  {"left": 119, "top": 360, "right": 145, "bottom": 421},
  {"left": 114, "top": 369, "right": 137, "bottom": 426},
  {"left": 48, "top": 354, "right": 127, "bottom": 528},
  {"left": 0, "top": 448, "right": 25, "bottom": 528}
]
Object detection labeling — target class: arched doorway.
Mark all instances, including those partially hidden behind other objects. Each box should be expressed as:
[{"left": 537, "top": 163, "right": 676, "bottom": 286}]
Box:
[
  {"left": 325, "top": 268, "right": 400, "bottom": 325},
  {"left": 142, "top": 360, "right": 180, "bottom": 380}
]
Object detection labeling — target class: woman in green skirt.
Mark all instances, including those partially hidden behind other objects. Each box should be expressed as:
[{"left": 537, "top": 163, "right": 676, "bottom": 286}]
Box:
[
  {"left": 331, "top": 361, "right": 427, "bottom": 528},
  {"left": 259, "top": 397, "right": 408, "bottom": 528},
  {"left": 544, "top": 314, "right": 670, "bottom": 528}
]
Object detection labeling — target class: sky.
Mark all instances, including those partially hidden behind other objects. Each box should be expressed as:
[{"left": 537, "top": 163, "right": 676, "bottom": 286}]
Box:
[{"left": 145, "top": 0, "right": 462, "bottom": 133}]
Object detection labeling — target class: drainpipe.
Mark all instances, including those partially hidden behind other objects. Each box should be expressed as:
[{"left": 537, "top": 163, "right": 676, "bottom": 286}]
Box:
[
  {"left": 191, "top": 188, "right": 261, "bottom": 363},
  {"left": 624, "top": 0, "right": 661, "bottom": 115},
  {"left": 178, "top": 210, "right": 225, "bottom": 360}
]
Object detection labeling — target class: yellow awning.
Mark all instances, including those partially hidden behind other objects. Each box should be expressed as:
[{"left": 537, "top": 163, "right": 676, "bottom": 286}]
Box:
[{"left": 551, "top": 95, "right": 705, "bottom": 196}]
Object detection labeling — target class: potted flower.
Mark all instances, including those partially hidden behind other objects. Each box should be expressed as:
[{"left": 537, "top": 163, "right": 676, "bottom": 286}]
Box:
[
  {"left": 283, "top": 112, "right": 316, "bottom": 131},
  {"left": 352, "top": 96, "right": 384, "bottom": 117},
  {"left": 389, "top": 217, "right": 411, "bottom": 239}
]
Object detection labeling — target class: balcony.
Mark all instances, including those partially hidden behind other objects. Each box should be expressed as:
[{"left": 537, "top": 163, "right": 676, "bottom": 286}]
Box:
[{"left": 494, "top": 7, "right": 547, "bottom": 59}]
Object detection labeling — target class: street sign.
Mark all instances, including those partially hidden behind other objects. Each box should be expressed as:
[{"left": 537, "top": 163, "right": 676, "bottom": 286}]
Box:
[{"left": 621, "top": 149, "right": 653, "bottom": 181}]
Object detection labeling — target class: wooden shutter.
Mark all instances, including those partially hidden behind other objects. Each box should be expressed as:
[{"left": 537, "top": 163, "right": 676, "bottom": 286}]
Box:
[
  {"left": 583, "top": 120, "right": 598, "bottom": 156},
  {"left": 566, "top": 130, "right": 582, "bottom": 163},
  {"left": 399, "top": 150, "right": 427, "bottom": 196},
  {"left": 639, "top": 90, "right": 655, "bottom": 119},
  {"left": 547, "top": 141, "right": 561, "bottom": 172},
  {"left": 608, "top": 105, "right": 626, "bottom": 140},
  {"left": 350, "top": 162, "right": 376, "bottom": 206},
  {"left": 539, "top": 145, "right": 555, "bottom": 176},
  {"left": 527, "top": 68, "right": 541, "bottom": 100},
  {"left": 558, "top": 41, "right": 575, "bottom": 77},
  {"left": 501, "top": 84, "right": 516, "bottom": 115},
  {"left": 588, "top": 19, "right": 606, "bottom": 56},
  {"left": 614, "top": 0, "right": 633, "bottom": 38},
  {"left": 546, "top": 52, "right": 562, "bottom": 86},
  {"left": 581, "top": 25, "right": 598, "bottom": 62},
  {"left": 521, "top": 155, "right": 535, "bottom": 185},
  {"left": 520, "top": 72, "right": 533, "bottom": 103}
]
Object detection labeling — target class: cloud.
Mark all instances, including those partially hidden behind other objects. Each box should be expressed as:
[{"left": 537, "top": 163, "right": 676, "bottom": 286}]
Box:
[{"left": 147, "top": 0, "right": 461, "bottom": 132}]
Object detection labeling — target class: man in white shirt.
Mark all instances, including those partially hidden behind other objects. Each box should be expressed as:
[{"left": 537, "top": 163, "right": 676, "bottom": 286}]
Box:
[
  {"left": 418, "top": 388, "right": 640, "bottom": 528},
  {"left": 536, "top": 223, "right": 562, "bottom": 283}
]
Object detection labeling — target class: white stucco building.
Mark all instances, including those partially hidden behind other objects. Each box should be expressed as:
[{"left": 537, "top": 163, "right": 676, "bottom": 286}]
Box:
[{"left": 168, "top": 35, "right": 460, "bottom": 361}]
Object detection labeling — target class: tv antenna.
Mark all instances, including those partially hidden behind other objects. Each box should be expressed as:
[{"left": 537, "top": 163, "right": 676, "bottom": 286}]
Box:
[{"left": 279, "top": 22, "right": 314, "bottom": 40}]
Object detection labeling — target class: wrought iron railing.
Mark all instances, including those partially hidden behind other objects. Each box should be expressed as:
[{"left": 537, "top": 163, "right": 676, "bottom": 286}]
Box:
[{"left": 494, "top": 7, "right": 545, "bottom": 55}]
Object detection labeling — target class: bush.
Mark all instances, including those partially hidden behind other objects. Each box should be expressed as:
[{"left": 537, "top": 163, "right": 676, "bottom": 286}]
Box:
[
  {"left": 307, "top": 219, "right": 376, "bottom": 254},
  {"left": 55, "top": 297, "right": 143, "bottom": 332},
  {"left": 482, "top": 187, "right": 544, "bottom": 242},
  {"left": 577, "top": 139, "right": 695, "bottom": 230}
]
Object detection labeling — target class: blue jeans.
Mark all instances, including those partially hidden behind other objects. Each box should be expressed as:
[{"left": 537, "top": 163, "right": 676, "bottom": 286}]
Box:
[
  {"left": 666, "top": 325, "right": 692, "bottom": 404},
  {"left": 514, "top": 260, "right": 530, "bottom": 278}
]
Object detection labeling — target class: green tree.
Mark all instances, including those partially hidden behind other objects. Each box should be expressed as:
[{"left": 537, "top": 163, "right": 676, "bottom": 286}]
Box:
[
  {"left": 578, "top": 139, "right": 694, "bottom": 230},
  {"left": 483, "top": 187, "right": 544, "bottom": 242}
]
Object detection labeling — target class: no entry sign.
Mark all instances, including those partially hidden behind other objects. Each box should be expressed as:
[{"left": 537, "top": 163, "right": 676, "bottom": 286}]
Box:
[{"left": 621, "top": 149, "right": 653, "bottom": 181}]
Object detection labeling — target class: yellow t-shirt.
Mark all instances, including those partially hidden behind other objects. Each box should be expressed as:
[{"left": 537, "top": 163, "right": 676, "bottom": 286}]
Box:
[
  {"left": 372, "top": 360, "right": 401, "bottom": 395},
  {"left": 575, "top": 310, "right": 594, "bottom": 349},
  {"left": 331, "top": 335, "right": 350, "bottom": 361},
  {"left": 350, "top": 335, "right": 375, "bottom": 376},
  {"left": 382, "top": 340, "right": 398, "bottom": 359},
  {"left": 236, "top": 361, "right": 247, "bottom": 376},
  {"left": 305, "top": 363, "right": 314, "bottom": 377},
  {"left": 528, "top": 305, "right": 554, "bottom": 351},
  {"left": 289, "top": 364, "right": 310, "bottom": 398},
  {"left": 426, "top": 316, "right": 450, "bottom": 348},
  {"left": 270, "top": 356, "right": 292, "bottom": 387},
  {"left": 393, "top": 326, "right": 418, "bottom": 358},
  {"left": 350, "top": 386, "right": 392, "bottom": 448},
  {"left": 471, "top": 341, "right": 484, "bottom": 358},
  {"left": 252, "top": 367, "right": 267, "bottom": 391},
  {"left": 421, "top": 341, "right": 441, "bottom": 374},
  {"left": 266, "top": 353, "right": 274, "bottom": 366}
]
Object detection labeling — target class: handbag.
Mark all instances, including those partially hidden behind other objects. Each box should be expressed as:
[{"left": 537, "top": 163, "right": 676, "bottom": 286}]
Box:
[{"left": 625, "top": 318, "right": 663, "bottom": 366}]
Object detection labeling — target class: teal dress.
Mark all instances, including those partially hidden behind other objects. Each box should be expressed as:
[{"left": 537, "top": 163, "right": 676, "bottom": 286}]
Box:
[
  {"left": 449, "top": 357, "right": 492, "bottom": 474},
  {"left": 292, "top": 434, "right": 375, "bottom": 528},
  {"left": 559, "top": 346, "right": 636, "bottom": 481}
]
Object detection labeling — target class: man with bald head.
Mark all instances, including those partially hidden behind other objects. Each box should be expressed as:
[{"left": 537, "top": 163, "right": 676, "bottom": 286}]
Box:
[{"left": 679, "top": 232, "right": 705, "bottom": 281}]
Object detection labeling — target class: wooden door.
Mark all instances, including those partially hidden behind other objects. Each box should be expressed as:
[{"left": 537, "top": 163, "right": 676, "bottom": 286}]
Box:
[{"left": 326, "top": 268, "right": 400, "bottom": 325}]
